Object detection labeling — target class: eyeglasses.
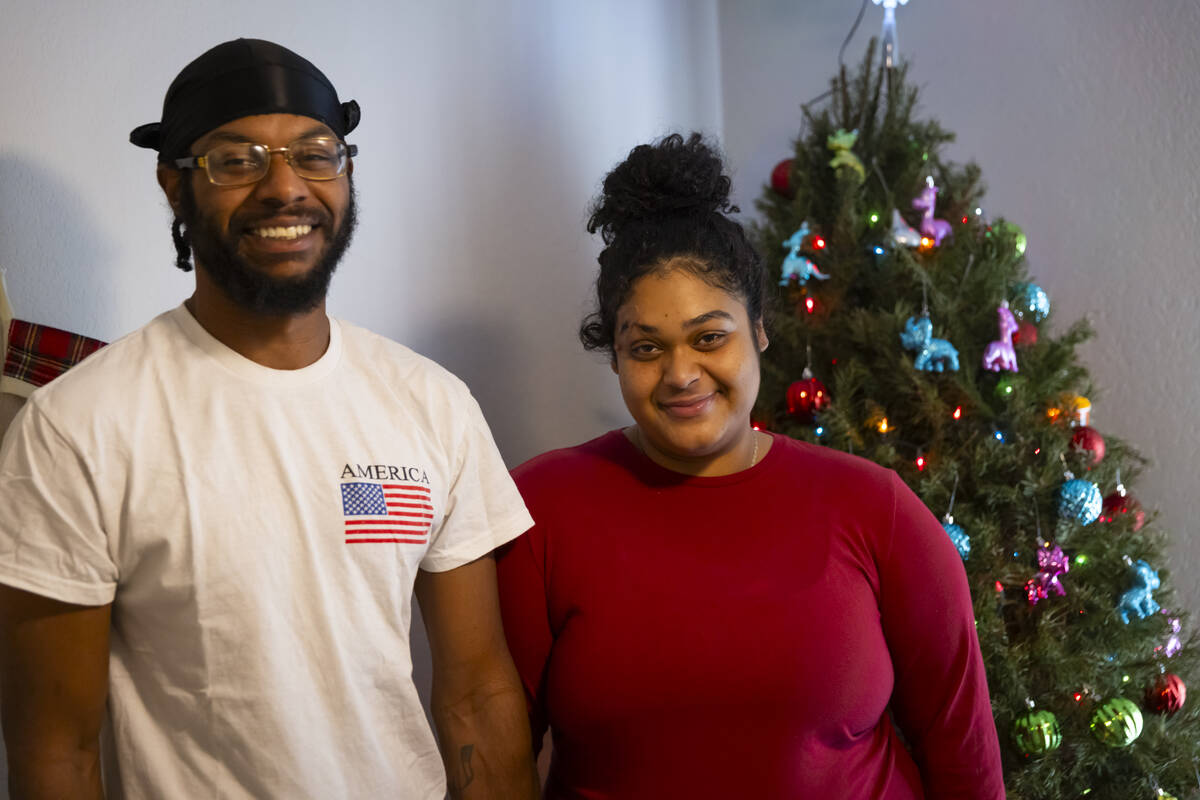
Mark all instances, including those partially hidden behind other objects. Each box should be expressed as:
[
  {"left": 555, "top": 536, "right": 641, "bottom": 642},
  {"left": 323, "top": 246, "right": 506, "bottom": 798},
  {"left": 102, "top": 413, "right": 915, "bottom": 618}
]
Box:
[{"left": 174, "top": 137, "right": 358, "bottom": 186}]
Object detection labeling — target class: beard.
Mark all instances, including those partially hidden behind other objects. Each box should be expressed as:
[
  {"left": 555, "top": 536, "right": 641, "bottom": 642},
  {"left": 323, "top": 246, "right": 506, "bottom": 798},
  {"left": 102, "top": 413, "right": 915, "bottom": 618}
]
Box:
[{"left": 176, "top": 177, "right": 358, "bottom": 315}]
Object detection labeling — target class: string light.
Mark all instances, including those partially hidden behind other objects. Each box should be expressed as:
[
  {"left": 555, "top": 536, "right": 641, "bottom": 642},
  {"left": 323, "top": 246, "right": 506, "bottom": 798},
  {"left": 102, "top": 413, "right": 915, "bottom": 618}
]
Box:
[
  {"left": 1074, "top": 554, "right": 1089, "bottom": 566},
  {"left": 994, "top": 581, "right": 1004, "bottom": 592},
  {"left": 804, "top": 297, "right": 816, "bottom": 314},
  {"left": 814, "top": 426, "right": 824, "bottom": 437},
  {"left": 952, "top": 405, "right": 962, "bottom": 420},
  {"left": 869, "top": 212, "right": 880, "bottom": 224},
  {"left": 873, "top": 246, "right": 885, "bottom": 255},
  {"left": 877, "top": 416, "right": 890, "bottom": 434},
  {"left": 915, "top": 453, "right": 926, "bottom": 471},
  {"left": 920, "top": 236, "right": 933, "bottom": 249},
  {"left": 1074, "top": 692, "right": 1083, "bottom": 702},
  {"left": 961, "top": 215, "right": 969, "bottom": 224},
  {"left": 814, "top": 237, "right": 827, "bottom": 249},
  {"left": 993, "top": 429, "right": 1006, "bottom": 442}
]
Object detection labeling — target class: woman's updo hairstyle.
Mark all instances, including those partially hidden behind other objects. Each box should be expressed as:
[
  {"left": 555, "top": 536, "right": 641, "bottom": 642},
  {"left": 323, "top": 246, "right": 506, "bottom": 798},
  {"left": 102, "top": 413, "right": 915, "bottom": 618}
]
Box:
[{"left": 580, "top": 132, "right": 768, "bottom": 355}]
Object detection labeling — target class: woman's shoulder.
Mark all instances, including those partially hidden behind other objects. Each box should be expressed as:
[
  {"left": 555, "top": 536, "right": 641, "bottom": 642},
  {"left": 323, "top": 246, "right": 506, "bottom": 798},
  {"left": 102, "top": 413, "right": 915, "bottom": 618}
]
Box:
[
  {"left": 767, "top": 433, "right": 897, "bottom": 490},
  {"left": 513, "top": 429, "right": 631, "bottom": 486}
]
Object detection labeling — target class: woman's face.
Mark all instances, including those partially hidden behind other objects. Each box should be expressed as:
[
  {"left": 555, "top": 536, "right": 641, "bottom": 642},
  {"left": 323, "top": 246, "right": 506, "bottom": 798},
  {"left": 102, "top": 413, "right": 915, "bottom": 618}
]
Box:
[{"left": 612, "top": 263, "right": 767, "bottom": 476}]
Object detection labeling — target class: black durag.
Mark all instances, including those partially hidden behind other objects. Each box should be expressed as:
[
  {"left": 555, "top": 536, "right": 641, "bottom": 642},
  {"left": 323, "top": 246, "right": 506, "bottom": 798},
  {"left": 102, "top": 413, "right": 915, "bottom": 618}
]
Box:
[{"left": 130, "top": 38, "right": 359, "bottom": 159}]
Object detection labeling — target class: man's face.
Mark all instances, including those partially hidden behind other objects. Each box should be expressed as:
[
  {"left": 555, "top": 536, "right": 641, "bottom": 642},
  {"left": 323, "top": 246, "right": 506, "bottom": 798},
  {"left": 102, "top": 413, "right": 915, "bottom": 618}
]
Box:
[{"left": 172, "top": 113, "right": 357, "bottom": 314}]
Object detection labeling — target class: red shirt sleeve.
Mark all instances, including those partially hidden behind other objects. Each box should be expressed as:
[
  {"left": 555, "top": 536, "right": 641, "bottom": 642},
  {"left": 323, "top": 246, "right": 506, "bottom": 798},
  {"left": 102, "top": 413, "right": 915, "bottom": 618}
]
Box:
[
  {"left": 878, "top": 473, "right": 1006, "bottom": 799},
  {"left": 495, "top": 524, "right": 552, "bottom": 754}
]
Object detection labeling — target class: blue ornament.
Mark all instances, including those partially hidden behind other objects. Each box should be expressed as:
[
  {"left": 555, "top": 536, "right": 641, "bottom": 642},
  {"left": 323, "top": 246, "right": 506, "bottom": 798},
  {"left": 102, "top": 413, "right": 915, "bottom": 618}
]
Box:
[
  {"left": 942, "top": 516, "right": 970, "bottom": 560},
  {"left": 779, "top": 222, "right": 830, "bottom": 286},
  {"left": 900, "top": 315, "right": 960, "bottom": 372},
  {"left": 1058, "top": 478, "right": 1102, "bottom": 525},
  {"left": 1117, "top": 558, "right": 1161, "bottom": 624},
  {"left": 1011, "top": 282, "right": 1050, "bottom": 323}
]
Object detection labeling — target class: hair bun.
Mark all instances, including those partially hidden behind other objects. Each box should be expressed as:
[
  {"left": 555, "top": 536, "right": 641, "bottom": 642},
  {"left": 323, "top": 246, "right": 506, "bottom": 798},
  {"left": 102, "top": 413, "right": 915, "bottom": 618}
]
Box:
[{"left": 588, "top": 132, "right": 735, "bottom": 243}]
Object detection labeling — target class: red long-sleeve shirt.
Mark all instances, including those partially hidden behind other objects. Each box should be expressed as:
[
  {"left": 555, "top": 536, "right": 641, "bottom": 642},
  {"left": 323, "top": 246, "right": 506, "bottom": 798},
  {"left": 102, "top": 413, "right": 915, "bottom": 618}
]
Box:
[{"left": 497, "top": 430, "right": 1004, "bottom": 799}]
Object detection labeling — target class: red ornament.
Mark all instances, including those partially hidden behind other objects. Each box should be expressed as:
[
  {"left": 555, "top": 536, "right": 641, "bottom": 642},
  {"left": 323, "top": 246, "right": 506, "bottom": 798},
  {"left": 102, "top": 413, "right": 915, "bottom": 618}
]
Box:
[
  {"left": 770, "top": 158, "right": 795, "bottom": 198},
  {"left": 1012, "top": 320, "right": 1038, "bottom": 348},
  {"left": 1100, "top": 489, "right": 1146, "bottom": 531},
  {"left": 786, "top": 375, "right": 830, "bottom": 422},
  {"left": 1071, "top": 425, "right": 1106, "bottom": 465},
  {"left": 1145, "top": 672, "right": 1186, "bottom": 715}
]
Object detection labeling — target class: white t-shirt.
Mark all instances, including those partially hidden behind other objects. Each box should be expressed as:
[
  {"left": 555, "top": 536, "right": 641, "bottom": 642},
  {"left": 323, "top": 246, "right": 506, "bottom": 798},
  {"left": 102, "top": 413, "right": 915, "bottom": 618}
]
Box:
[{"left": 0, "top": 305, "right": 534, "bottom": 799}]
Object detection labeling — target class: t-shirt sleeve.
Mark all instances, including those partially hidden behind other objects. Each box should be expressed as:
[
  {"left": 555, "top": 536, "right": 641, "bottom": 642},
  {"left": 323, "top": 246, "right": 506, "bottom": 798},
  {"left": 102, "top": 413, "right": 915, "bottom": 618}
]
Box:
[
  {"left": 878, "top": 473, "right": 1005, "bottom": 799},
  {"left": 495, "top": 524, "right": 552, "bottom": 752},
  {"left": 0, "top": 400, "right": 117, "bottom": 605},
  {"left": 419, "top": 390, "right": 533, "bottom": 572}
]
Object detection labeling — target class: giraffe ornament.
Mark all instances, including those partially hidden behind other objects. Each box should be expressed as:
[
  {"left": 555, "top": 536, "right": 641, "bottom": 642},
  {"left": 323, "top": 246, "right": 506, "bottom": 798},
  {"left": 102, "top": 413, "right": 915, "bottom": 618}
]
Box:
[
  {"left": 982, "top": 301, "right": 1019, "bottom": 372},
  {"left": 912, "top": 176, "right": 952, "bottom": 246}
]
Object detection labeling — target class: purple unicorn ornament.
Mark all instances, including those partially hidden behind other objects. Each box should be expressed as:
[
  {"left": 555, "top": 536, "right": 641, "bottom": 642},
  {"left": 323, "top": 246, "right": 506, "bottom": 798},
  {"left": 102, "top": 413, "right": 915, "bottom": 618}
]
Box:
[
  {"left": 982, "top": 301, "right": 1019, "bottom": 372},
  {"left": 1025, "top": 542, "right": 1069, "bottom": 606},
  {"left": 912, "top": 176, "right": 952, "bottom": 246}
]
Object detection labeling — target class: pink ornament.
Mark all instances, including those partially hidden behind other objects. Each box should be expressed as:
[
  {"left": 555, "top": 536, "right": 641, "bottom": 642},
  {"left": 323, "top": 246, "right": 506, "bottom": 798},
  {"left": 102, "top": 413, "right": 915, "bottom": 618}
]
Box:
[
  {"left": 1025, "top": 542, "right": 1069, "bottom": 605},
  {"left": 982, "top": 302, "right": 1019, "bottom": 372},
  {"left": 912, "top": 177, "right": 952, "bottom": 246}
]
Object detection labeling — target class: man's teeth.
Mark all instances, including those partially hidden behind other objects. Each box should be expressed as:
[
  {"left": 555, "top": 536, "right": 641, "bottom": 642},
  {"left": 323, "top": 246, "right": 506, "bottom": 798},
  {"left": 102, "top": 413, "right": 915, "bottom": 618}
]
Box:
[{"left": 252, "top": 224, "right": 313, "bottom": 239}]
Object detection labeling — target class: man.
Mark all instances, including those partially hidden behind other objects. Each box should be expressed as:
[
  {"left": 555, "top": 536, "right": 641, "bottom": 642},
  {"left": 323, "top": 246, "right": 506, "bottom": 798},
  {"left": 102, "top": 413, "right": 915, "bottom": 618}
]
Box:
[{"left": 0, "top": 39, "right": 538, "bottom": 799}]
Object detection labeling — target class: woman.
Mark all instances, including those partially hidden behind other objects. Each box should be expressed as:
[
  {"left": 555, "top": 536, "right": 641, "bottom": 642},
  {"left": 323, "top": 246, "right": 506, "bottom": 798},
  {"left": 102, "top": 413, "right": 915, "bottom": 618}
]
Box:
[{"left": 496, "top": 133, "right": 1004, "bottom": 798}]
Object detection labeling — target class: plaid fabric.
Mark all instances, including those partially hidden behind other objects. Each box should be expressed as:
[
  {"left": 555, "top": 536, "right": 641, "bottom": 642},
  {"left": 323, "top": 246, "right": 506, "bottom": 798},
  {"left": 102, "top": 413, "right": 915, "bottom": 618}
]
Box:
[{"left": 4, "top": 319, "right": 107, "bottom": 390}]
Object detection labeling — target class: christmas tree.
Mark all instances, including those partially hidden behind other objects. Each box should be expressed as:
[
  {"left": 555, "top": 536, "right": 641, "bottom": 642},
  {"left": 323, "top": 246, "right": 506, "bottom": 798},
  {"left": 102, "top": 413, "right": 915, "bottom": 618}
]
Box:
[{"left": 753, "top": 43, "right": 1200, "bottom": 800}]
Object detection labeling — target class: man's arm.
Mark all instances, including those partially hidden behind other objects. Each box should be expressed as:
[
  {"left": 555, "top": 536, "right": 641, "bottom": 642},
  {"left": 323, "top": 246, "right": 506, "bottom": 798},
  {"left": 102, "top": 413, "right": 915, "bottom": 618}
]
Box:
[
  {"left": 0, "top": 584, "right": 110, "bottom": 800},
  {"left": 415, "top": 555, "right": 539, "bottom": 800}
]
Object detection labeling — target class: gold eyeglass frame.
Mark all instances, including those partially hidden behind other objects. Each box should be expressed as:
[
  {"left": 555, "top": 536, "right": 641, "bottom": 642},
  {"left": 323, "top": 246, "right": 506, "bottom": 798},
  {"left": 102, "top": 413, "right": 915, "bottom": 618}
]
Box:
[{"left": 173, "top": 137, "right": 358, "bottom": 186}]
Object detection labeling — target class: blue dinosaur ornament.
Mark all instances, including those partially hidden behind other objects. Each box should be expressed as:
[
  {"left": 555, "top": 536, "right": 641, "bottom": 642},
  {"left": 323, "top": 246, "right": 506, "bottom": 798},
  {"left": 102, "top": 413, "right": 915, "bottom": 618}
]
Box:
[
  {"left": 1117, "top": 558, "right": 1161, "bottom": 624},
  {"left": 900, "top": 315, "right": 960, "bottom": 372},
  {"left": 779, "top": 222, "right": 830, "bottom": 286}
]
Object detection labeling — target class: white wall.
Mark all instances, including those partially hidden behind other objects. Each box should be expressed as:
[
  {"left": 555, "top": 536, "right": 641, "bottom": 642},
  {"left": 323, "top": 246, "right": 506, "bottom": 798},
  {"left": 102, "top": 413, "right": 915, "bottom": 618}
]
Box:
[
  {"left": 0, "top": 0, "right": 722, "bottom": 791},
  {"left": 719, "top": 0, "right": 1200, "bottom": 614}
]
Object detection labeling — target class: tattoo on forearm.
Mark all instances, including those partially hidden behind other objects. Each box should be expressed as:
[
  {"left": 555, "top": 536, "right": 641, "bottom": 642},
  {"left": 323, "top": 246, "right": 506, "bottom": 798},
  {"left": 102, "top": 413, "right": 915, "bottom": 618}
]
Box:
[{"left": 448, "top": 744, "right": 475, "bottom": 796}]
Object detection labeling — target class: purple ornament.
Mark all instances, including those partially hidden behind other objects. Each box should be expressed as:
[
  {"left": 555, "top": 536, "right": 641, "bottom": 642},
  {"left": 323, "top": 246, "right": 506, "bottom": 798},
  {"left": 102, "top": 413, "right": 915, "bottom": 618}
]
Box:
[
  {"left": 982, "top": 301, "right": 1020, "bottom": 372},
  {"left": 912, "top": 177, "right": 952, "bottom": 246},
  {"left": 1157, "top": 613, "right": 1183, "bottom": 657},
  {"left": 1025, "top": 542, "right": 1070, "bottom": 606}
]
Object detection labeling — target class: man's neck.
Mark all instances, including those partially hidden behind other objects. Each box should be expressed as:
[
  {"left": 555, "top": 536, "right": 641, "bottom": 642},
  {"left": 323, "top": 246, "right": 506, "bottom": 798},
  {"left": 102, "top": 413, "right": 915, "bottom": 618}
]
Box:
[{"left": 186, "top": 274, "right": 331, "bottom": 370}]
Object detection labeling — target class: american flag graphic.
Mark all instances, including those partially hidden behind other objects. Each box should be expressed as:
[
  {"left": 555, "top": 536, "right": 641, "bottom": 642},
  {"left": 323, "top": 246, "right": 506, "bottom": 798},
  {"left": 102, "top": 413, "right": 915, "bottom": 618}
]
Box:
[{"left": 341, "top": 481, "right": 434, "bottom": 544}]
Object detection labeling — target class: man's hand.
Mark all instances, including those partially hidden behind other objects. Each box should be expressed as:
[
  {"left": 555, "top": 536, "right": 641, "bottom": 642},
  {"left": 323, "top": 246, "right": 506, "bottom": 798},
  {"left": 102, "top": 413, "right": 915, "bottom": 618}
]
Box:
[
  {"left": 0, "top": 584, "right": 110, "bottom": 800},
  {"left": 415, "top": 556, "right": 539, "bottom": 799}
]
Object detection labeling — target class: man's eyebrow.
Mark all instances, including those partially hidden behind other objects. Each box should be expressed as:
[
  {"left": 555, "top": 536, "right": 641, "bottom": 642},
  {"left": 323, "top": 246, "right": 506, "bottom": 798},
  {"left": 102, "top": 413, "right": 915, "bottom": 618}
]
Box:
[
  {"left": 200, "top": 126, "right": 334, "bottom": 146},
  {"left": 202, "top": 131, "right": 256, "bottom": 145},
  {"left": 298, "top": 125, "right": 334, "bottom": 140}
]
